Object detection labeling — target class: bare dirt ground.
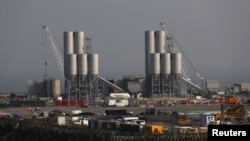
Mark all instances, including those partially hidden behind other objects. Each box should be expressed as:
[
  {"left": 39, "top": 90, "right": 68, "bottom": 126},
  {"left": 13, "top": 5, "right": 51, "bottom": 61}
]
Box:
[{"left": 1, "top": 104, "right": 221, "bottom": 119}]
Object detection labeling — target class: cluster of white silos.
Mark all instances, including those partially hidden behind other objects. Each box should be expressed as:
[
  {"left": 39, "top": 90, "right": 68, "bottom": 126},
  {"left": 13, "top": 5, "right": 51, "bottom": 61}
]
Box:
[
  {"left": 145, "top": 30, "right": 182, "bottom": 97},
  {"left": 63, "top": 31, "right": 99, "bottom": 79},
  {"left": 145, "top": 30, "right": 182, "bottom": 76},
  {"left": 63, "top": 31, "right": 99, "bottom": 100}
]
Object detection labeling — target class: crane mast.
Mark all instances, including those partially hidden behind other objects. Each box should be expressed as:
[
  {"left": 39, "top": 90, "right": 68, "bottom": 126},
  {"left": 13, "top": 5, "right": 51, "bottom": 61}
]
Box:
[
  {"left": 160, "top": 22, "right": 189, "bottom": 80},
  {"left": 42, "top": 25, "right": 64, "bottom": 79},
  {"left": 160, "top": 21, "right": 203, "bottom": 92}
]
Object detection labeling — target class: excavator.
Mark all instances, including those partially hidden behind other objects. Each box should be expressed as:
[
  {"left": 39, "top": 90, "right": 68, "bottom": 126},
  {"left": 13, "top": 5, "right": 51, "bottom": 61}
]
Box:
[{"left": 214, "top": 95, "right": 246, "bottom": 122}]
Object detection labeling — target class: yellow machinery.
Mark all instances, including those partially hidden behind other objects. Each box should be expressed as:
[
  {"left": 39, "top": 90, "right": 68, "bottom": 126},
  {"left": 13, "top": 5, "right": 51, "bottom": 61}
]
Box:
[
  {"left": 227, "top": 95, "right": 241, "bottom": 105},
  {"left": 143, "top": 125, "right": 163, "bottom": 134},
  {"left": 171, "top": 111, "right": 191, "bottom": 125},
  {"left": 178, "top": 119, "right": 191, "bottom": 125},
  {"left": 215, "top": 95, "right": 246, "bottom": 122}
]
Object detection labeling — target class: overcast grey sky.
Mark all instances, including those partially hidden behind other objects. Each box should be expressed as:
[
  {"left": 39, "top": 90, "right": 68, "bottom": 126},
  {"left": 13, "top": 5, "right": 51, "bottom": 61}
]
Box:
[{"left": 1, "top": 0, "right": 250, "bottom": 92}]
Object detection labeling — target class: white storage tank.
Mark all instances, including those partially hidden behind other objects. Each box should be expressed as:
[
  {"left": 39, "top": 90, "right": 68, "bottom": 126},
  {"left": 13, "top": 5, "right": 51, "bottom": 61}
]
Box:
[
  {"left": 88, "top": 53, "right": 99, "bottom": 76},
  {"left": 155, "top": 30, "right": 165, "bottom": 53},
  {"left": 63, "top": 31, "right": 74, "bottom": 56},
  {"left": 77, "top": 54, "right": 88, "bottom": 76},
  {"left": 171, "top": 53, "right": 182, "bottom": 74},
  {"left": 65, "top": 54, "right": 77, "bottom": 76},
  {"left": 73, "top": 31, "right": 84, "bottom": 54},
  {"left": 160, "top": 53, "right": 171, "bottom": 76},
  {"left": 150, "top": 53, "right": 160, "bottom": 76},
  {"left": 145, "top": 30, "right": 155, "bottom": 74},
  {"left": 51, "top": 80, "right": 60, "bottom": 97}
]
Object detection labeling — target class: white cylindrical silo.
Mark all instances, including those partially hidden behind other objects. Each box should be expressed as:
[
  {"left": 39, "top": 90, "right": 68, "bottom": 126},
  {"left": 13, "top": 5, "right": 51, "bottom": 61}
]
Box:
[
  {"left": 73, "top": 31, "right": 84, "bottom": 54},
  {"left": 77, "top": 54, "right": 88, "bottom": 76},
  {"left": 145, "top": 31, "right": 155, "bottom": 74},
  {"left": 88, "top": 53, "right": 99, "bottom": 76},
  {"left": 155, "top": 30, "right": 165, "bottom": 53},
  {"left": 64, "top": 31, "right": 74, "bottom": 57},
  {"left": 160, "top": 53, "right": 171, "bottom": 75},
  {"left": 171, "top": 53, "right": 182, "bottom": 74},
  {"left": 150, "top": 53, "right": 160, "bottom": 76},
  {"left": 65, "top": 54, "right": 77, "bottom": 76}
]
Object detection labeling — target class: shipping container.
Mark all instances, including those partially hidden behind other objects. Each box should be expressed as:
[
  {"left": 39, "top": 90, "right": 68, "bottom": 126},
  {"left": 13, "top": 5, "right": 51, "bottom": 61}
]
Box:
[
  {"left": 143, "top": 125, "right": 163, "bottom": 134},
  {"left": 78, "top": 99, "right": 84, "bottom": 106},
  {"left": 120, "top": 123, "right": 141, "bottom": 132},
  {"left": 88, "top": 119, "right": 99, "bottom": 129},
  {"left": 55, "top": 100, "right": 61, "bottom": 106},
  {"left": 61, "top": 100, "right": 68, "bottom": 106},
  {"left": 70, "top": 99, "right": 76, "bottom": 106}
]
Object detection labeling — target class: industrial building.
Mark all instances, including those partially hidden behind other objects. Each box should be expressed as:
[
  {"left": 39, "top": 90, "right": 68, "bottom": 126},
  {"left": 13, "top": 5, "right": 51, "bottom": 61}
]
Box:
[
  {"left": 233, "top": 83, "right": 250, "bottom": 94},
  {"left": 35, "top": 23, "right": 250, "bottom": 102},
  {"left": 206, "top": 81, "right": 221, "bottom": 93},
  {"left": 121, "top": 76, "right": 146, "bottom": 98},
  {"left": 27, "top": 79, "right": 60, "bottom": 98},
  {"left": 24, "top": 25, "right": 128, "bottom": 103},
  {"left": 40, "top": 23, "right": 205, "bottom": 101}
]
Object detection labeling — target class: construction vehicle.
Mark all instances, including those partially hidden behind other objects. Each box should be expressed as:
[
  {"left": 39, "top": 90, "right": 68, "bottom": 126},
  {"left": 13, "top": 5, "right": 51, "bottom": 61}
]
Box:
[
  {"left": 171, "top": 111, "right": 191, "bottom": 125},
  {"left": 73, "top": 117, "right": 90, "bottom": 126},
  {"left": 214, "top": 94, "right": 246, "bottom": 123}
]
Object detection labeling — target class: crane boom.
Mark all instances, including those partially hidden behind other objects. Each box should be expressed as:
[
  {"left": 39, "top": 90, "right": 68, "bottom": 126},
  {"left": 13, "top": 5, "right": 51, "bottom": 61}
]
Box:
[
  {"left": 160, "top": 21, "right": 204, "bottom": 91},
  {"left": 42, "top": 25, "right": 64, "bottom": 78}
]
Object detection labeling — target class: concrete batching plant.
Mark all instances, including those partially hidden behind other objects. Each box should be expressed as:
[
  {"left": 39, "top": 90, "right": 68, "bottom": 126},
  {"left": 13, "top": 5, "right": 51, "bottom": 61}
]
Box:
[
  {"left": 63, "top": 31, "right": 100, "bottom": 101},
  {"left": 145, "top": 30, "right": 182, "bottom": 98},
  {"left": 144, "top": 22, "right": 205, "bottom": 98},
  {"left": 43, "top": 25, "right": 126, "bottom": 104},
  {"left": 42, "top": 23, "right": 203, "bottom": 101}
]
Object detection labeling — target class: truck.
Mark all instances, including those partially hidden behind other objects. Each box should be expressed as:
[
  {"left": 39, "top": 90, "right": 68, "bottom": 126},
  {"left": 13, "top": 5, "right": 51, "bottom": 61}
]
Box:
[
  {"left": 105, "top": 99, "right": 129, "bottom": 107},
  {"left": 73, "top": 117, "right": 90, "bottom": 126},
  {"left": 104, "top": 93, "right": 130, "bottom": 107},
  {"left": 71, "top": 110, "right": 82, "bottom": 115}
]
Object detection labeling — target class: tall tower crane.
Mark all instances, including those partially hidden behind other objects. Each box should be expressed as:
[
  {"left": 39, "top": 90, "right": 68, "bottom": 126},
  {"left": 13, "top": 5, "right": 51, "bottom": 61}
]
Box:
[
  {"left": 160, "top": 21, "right": 203, "bottom": 92},
  {"left": 42, "top": 25, "right": 64, "bottom": 79}
]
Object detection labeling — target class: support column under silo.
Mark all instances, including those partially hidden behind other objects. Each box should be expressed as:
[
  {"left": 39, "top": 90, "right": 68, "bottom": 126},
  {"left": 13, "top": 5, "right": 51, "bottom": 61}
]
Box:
[
  {"left": 150, "top": 74, "right": 161, "bottom": 98},
  {"left": 160, "top": 74, "right": 171, "bottom": 97},
  {"left": 65, "top": 75, "right": 77, "bottom": 102},
  {"left": 77, "top": 75, "right": 88, "bottom": 101},
  {"left": 171, "top": 73, "right": 181, "bottom": 97}
]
